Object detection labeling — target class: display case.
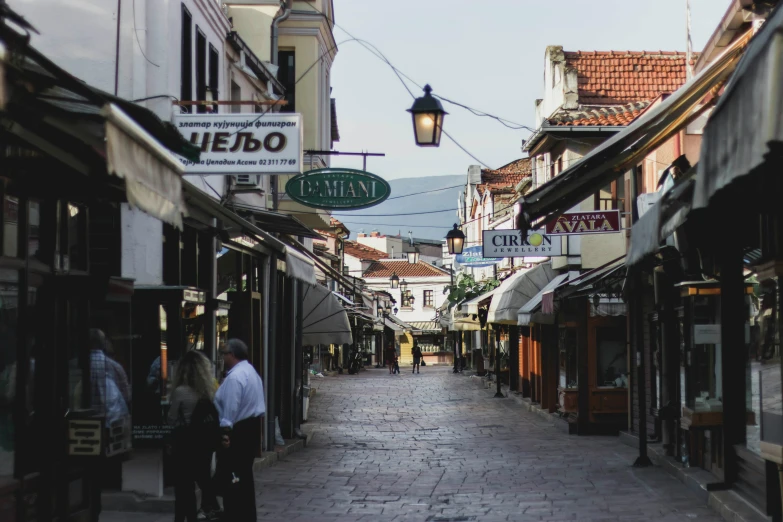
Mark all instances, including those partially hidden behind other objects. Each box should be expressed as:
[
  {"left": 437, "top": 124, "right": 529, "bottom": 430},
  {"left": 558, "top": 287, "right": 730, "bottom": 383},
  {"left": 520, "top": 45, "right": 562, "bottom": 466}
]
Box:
[{"left": 754, "top": 263, "right": 783, "bottom": 465}]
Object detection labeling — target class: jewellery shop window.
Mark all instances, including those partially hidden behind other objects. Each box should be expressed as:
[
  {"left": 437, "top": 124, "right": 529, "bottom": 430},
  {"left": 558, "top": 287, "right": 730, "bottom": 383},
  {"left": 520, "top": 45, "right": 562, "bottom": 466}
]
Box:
[
  {"left": 751, "top": 276, "right": 781, "bottom": 455},
  {"left": 596, "top": 326, "right": 628, "bottom": 388},
  {"left": 559, "top": 327, "right": 577, "bottom": 389},
  {"left": 683, "top": 294, "right": 722, "bottom": 413}
]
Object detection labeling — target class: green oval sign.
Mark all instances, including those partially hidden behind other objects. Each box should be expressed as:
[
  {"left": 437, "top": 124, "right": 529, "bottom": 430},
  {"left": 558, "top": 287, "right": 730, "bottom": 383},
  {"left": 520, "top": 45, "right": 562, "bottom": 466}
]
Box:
[{"left": 285, "top": 168, "right": 391, "bottom": 210}]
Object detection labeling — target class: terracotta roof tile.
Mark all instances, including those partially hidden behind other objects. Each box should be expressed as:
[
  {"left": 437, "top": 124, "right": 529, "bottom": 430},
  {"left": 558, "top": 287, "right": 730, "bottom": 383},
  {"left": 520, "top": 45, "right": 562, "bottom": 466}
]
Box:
[
  {"left": 564, "top": 50, "right": 693, "bottom": 105},
  {"left": 362, "top": 259, "right": 450, "bottom": 278},
  {"left": 343, "top": 241, "right": 387, "bottom": 261},
  {"left": 478, "top": 158, "right": 531, "bottom": 194},
  {"left": 548, "top": 101, "right": 650, "bottom": 126}
]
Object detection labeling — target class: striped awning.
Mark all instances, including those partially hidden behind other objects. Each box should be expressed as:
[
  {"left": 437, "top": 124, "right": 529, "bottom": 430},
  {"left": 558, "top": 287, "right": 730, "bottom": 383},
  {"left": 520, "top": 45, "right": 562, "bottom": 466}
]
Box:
[{"left": 408, "top": 321, "right": 442, "bottom": 333}]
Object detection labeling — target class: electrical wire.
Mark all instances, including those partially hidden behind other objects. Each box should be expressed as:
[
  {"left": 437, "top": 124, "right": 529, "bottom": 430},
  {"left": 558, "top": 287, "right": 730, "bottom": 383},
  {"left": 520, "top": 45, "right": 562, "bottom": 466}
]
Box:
[
  {"left": 131, "top": 0, "right": 159, "bottom": 68},
  {"left": 386, "top": 183, "right": 464, "bottom": 200}
]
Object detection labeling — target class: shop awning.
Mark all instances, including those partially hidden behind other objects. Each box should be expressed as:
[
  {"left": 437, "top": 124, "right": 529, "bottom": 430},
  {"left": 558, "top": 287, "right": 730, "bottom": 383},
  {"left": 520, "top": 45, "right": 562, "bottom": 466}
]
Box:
[
  {"left": 229, "top": 202, "right": 323, "bottom": 240},
  {"left": 302, "top": 283, "right": 352, "bottom": 346},
  {"left": 452, "top": 304, "right": 482, "bottom": 331},
  {"left": 590, "top": 297, "right": 627, "bottom": 317},
  {"left": 463, "top": 289, "right": 498, "bottom": 315},
  {"left": 518, "top": 32, "right": 750, "bottom": 229},
  {"left": 384, "top": 318, "right": 406, "bottom": 338},
  {"left": 284, "top": 246, "right": 317, "bottom": 285},
  {"left": 627, "top": 169, "right": 696, "bottom": 267},
  {"left": 408, "top": 321, "right": 442, "bottom": 333},
  {"left": 1, "top": 20, "right": 199, "bottom": 228},
  {"left": 517, "top": 273, "right": 570, "bottom": 326},
  {"left": 103, "top": 104, "right": 186, "bottom": 229},
  {"left": 694, "top": 10, "right": 779, "bottom": 210},
  {"left": 487, "top": 263, "right": 557, "bottom": 324},
  {"left": 183, "top": 182, "right": 317, "bottom": 284},
  {"left": 559, "top": 257, "right": 627, "bottom": 300}
]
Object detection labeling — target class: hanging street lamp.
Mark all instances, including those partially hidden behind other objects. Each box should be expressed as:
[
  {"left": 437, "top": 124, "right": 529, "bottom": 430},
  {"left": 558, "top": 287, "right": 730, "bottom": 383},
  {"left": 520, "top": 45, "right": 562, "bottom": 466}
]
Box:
[
  {"left": 408, "top": 293, "right": 415, "bottom": 305},
  {"left": 446, "top": 224, "right": 466, "bottom": 255},
  {"left": 407, "top": 246, "right": 420, "bottom": 264},
  {"left": 389, "top": 272, "right": 400, "bottom": 289},
  {"left": 399, "top": 279, "right": 408, "bottom": 294},
  {"left": 407, "top": 84, "right": 448, "bottom": 147}
]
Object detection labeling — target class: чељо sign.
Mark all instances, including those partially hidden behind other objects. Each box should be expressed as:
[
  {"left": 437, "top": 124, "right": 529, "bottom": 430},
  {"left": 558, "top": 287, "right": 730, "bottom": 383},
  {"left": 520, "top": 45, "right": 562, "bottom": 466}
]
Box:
[
  {"left": 482, "top": 229, "right": 562, "bottom": 258},
  {"left": 286, "top": 169, "right": 391, "bottom": 210},
  {"left": 545, "top": 210, "right": 621, "bottom": 235},
  {"left": 174, "top": 113, "right": 303, "bottom": 174}
]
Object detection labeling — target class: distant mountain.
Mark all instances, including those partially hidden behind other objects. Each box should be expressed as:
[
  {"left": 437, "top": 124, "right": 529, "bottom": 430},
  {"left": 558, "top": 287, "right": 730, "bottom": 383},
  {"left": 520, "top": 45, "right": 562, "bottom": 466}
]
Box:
[{"left": 334, "top": 175, "right": 464, "bottom": 240}]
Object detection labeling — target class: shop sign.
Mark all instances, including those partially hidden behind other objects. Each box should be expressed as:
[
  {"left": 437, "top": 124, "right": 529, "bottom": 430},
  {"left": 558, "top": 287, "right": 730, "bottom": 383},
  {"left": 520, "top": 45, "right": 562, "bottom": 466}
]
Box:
[
  {"left": 285, "top": 168, "right": 391, "bottom": 210},
  {"left": 173, "top": 113, "right": 302, "bottom": 174},
  {"left": 483, "top": 229, "right": 562, "bottom": 258},
  {"left": 455, "top": 246, "right": 501, "bottom": 267},
  {"left": 183, "top": 288, "right": 206, "bottom": 303},
  {"left": 545, "top": 210, "right": 621, "bottom": 235},
  {"left": 68, "top": 419, "right": 102, "bottom": 456},
  {"left": 694, "top": 324, "right": 721, "bottom": 344}
]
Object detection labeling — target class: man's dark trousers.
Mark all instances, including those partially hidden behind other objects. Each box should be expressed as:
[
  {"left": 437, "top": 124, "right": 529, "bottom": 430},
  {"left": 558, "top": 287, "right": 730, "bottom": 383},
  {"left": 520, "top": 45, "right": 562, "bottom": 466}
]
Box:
[{"left": 222, "top": 415, "right": 261, "bottom": 522}]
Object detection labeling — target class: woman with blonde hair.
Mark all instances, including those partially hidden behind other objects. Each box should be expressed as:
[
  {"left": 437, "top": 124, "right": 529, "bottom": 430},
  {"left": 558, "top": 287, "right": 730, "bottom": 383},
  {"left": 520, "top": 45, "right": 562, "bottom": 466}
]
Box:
[{"left": 168, "top": 350, "right": 221, "bottom": 521}]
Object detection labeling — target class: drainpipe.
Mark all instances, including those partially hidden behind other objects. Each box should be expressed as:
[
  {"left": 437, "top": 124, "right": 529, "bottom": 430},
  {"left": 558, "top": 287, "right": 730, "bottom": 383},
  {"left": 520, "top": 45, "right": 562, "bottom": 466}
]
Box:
[
  {"left": 270, "top": 0, "right": 292, "bottom": 66},
  {"left": 270, "top": 0, "right": 291, "bottom": 211}
]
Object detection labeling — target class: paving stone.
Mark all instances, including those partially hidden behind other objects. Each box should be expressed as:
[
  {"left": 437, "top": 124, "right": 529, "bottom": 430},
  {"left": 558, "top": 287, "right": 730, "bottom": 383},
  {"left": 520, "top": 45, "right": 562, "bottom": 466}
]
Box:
[{"left": 103, "top": 366, "right": 723, "bottom": 522}]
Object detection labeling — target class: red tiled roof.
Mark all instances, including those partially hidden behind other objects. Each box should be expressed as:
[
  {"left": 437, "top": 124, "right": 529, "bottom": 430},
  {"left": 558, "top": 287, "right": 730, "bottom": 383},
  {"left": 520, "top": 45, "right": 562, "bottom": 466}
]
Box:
[
  {"left": 344, "top": 241, "right": 387, "bottom": 261},
  {"left": 362, "top": 260, "right": 449, "bottom": 278},
  {"left": 564, "top": 50, "right": 691, "bottom": 105},
  {"left": 548, "top": 101, "right": 650, "bottom": 126},
  {"left": 478, "top": 158, "right": 531, "bottom": 194}
]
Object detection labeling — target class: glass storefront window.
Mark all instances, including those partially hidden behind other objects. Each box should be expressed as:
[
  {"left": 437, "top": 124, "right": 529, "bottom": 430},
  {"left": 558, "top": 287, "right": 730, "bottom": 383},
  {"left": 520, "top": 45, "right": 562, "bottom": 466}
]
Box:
[
  {"left": 28, "top": 200, "right": 40, "bottom": 261},
  {"left": 686, "top": 295, "right": 722, "bottom": 412},
  {"left": 183, "top": 301, "right": 205, "bottom": 352},
  {"left": 754, "top": 277, "right": 782, "bottom": 453},
  {"left": 596, "top": 326, "right": 627, "bottom": 387},
  {"left": 0, "top": 270, "right": 18, "bottom": 477},
  {"left": 3, "top": 197, "right": 19, "bottom": 258},
  {"left": 559, "top": 327, "right": 577, "bottom": 388},
  {"left": 66, "top": 203, "right": 87, "bottom": 271}
]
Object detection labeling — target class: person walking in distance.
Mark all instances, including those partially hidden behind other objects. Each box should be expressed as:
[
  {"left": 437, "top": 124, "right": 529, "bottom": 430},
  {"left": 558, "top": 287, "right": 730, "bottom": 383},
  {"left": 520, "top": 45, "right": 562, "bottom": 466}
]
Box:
[
  {"left": 386, "top": 344, "right": 396, "bottom": 375},
  {"left": 412, "top": 340, "right": 423, "bottom": 374},
  {"left": 215, "top": 339, "right": 265, "bottom": 522},
  {"left": 168, "top": 351, "right": 221, "bottom": 522}
]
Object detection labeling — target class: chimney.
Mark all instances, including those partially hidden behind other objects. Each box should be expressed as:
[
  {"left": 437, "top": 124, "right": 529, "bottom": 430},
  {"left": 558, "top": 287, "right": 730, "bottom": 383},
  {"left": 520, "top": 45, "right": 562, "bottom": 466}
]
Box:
[
  {"left": 358, "top": 233, "right": 366, "bottom": 238},
  {"left": 468, "top": 165, "right": 482, "bottom": 185},
  {"left": 370, "top": 231, "right": 380, "bottom": 237}
]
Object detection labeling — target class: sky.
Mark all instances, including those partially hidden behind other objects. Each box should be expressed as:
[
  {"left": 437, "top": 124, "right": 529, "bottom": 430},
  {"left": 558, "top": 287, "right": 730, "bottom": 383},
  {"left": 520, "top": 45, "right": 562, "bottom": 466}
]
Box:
[{"left": 329, "top": 0, "right": 731, "bottom": 181}]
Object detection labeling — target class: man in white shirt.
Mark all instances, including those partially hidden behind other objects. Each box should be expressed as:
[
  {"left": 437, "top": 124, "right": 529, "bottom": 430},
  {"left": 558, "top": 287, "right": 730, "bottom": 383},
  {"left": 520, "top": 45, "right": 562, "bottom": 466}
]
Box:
[{"left": 215, "top": 339, "right": 265, "bottom": 522}]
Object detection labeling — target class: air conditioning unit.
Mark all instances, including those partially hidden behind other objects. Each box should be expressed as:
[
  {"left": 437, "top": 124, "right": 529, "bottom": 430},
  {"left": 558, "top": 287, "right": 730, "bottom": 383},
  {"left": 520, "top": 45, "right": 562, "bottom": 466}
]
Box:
[{"left": 233, "top": 174, "right": 262, "bottom": 189}]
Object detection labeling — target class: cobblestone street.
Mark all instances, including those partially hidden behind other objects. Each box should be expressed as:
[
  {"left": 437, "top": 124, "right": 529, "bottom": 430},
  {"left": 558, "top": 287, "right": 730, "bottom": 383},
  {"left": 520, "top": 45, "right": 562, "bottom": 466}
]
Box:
[{"left": 105, "top": 366, "right": 723, "bottom": 522}]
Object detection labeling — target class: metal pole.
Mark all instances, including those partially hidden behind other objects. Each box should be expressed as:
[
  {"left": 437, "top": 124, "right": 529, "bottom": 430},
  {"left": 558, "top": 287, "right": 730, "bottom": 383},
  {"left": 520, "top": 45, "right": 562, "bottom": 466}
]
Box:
[
  {"left": 449, "top": 265, "right": 459, "bottom": 374},
  {"left": 633, "top": 275, "right": 652, "bottom": 467},
  {"left": 494, "top": 328, "right": 504, "bottom": 398}
]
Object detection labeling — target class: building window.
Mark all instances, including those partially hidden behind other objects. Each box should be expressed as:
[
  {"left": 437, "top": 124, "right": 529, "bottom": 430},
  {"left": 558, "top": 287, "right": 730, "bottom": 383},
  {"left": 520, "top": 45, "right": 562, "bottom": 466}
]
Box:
[
  {"left": 595, "top": 179, "right": 625, "bottom": 211},
  {"left": 208, "top": 44, "right": 219, "bottom": 113},
  {"left": 423, "top": 290, "right": 434, "bottom": 308},
  {"left": 195, "top": 28, "right": 207, "bottom": 114},
  {"left": 278, "top": 50, "right": 295, "bottom": 113},
  {"left": 180, "top": 5, "right": 192, "bottom": 112},
  {"left": 230, "top": 81, "right": 241, "bottom": 114}
]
